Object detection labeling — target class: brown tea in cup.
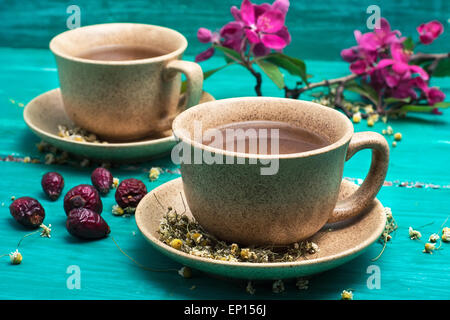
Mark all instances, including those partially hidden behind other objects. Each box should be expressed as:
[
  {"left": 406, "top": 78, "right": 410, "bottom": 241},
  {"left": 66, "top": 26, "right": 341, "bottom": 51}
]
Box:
[
  {"left": 77, "top": 44, "right": 167, "bottom": 61},
  {"left": 202, "top": 120, "right": 330, "bottom": 155}
]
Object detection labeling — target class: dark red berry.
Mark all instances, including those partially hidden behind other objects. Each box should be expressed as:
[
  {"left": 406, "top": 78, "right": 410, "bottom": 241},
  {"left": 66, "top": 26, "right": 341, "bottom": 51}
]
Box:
[
  {"left": 10, "top": 197, "right": 45, "bottom": 228},
  {"left": 115, "top": 178, "right": 147, "bottom": 209},
  {"left": 91, "top": 167, "right": 113, "bottom": 196},
  {"left": 63, "top": 184, "right": 102, "bottom": 215},
  {"left": 41, "top": 172, "right": 64, "bottom": 201},
  {"left": 66, "top": 208, "right": 110, "bottom": 240}
]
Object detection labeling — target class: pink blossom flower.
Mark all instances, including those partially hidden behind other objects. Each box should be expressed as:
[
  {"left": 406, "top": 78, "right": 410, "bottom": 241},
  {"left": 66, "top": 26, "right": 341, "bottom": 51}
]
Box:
[
  {"left": 196, "top": 0, "right": 291, "bottom": 62},
  {"left": 341, "top": 47, "right": 359, "bottom": 62},
  {"left": 426, "top": 87, "right": 445, "bottom": 105},
  {"left": 341, "top": 18, "right": 405, "bottom": 75},
  {"left": 236, "top": 0, "right": 290, "bottom": 50},
  {"left": 417, "top": 20, "right": 444, "bottom": 45},
  {"left": 376, "top": 43, "right": 429, "bottom": 87},
  {"left": 195, "top": 47, "right": 216, "bottom": 62},
  {"left": 197, "top": 28, "right": 219, "bottom": 43},
  {"left": 195, "top": 28, "right": 221, "bottom": 62}
]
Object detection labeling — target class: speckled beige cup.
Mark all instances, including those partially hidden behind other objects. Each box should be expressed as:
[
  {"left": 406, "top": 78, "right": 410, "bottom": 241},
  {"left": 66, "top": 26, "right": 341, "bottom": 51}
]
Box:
[
  {"left": 50, "top": 23, "right": 203, "bottom": 141},
  {"left": 172, "top": 97, "right": 389, "bottom": 245}
]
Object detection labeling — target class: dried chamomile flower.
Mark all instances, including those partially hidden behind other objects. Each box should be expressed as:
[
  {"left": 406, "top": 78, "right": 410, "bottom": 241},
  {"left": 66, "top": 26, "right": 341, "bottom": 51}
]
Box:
[
  {"left": 423, "top": 243, "right": 437, "bottom": 254},
  {"left": 364, "top": 105, "right": 374, "bottom": 114},
  {"left": 112, "top": 205, "right": 125, "bottom": 216},
  {"left": 341, "top": 290, "right": 353, "bottom": 300},
  {"left": 305, "top": 241, "right": 320, "bottom": 254},
  {"left": 394, "top": 132, "right": 402, "bottom": 141},
  {"left": 178, "top": 266, "right": 192, "bottom": 278},
  {"left": 428, "top": 233, "right": 440, "bottom": 243},
  {"left": 57, "top": 125, "right": 103, "bottom": 144},
  {"left": 23, "top": 156, "right": 31, "bottom": 163},
  {"left": 170, "top": 239, "right": 183, "bottom": 250},
  {"left": 409, "top": 227, "right": 422, "bottom": 240},
  {"left": 246, "top": 281, "right": 256, "bottom": 295},
  {"left": 230, "top": 243, "right": 239, "bottom": 256},
  {"left": 352, "top": 113, "right": 361, "bottom": 124},
  {"left": 442, "top": 227, "right": 450, "bottom": 242},
  {"left": 296, "top": 278, "right": 309, "bottom": 290},
  {"left": 367, "top": 118, "right": 374, "bottom": 127},
  {"left": 392, "top": 141, "right": 397, "bottom": 148},
  {"left": 386, "top": 126, "right": 394, "bottom": 135},
  {"left": 191, "top": 232, "right": 203, "bottom": 244},
  {"left": 9, "top": 249, "right": 22, "bottom": 265},
  {"left": 149, "top": 167, "right": 162, "bottom": 181},
  {"left": 272, "top": 280, "right": 285, "bottom": 294},
  {"left": 112, "top": 177, "right": 120, "bottom": 189},
  {"left": 158, "top": 205, "right": 318, "bottom": 263},
  {"left": 40, "top": 223, "right": 52, "bottom": 238}
]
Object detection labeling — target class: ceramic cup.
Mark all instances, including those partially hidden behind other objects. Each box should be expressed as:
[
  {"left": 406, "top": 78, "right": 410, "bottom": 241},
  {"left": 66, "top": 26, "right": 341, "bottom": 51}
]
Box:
[
  {"left": 50, "top": 23, "right": 203, "bottom": 141},
  {"left": 172, "top": 97, "right": 389, "bottom": 245}
]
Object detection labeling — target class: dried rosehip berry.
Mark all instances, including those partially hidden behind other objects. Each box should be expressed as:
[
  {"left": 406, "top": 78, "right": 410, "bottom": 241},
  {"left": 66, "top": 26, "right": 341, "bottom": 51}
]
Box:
[
  {"left": 115, "top": 178, "right": 147, "bottom": 209},
  {"left": 10, "top": 197, "right": 45, "bottom": 228},
  {"left": 63, "top": 184, "right": 102, "bottom": 215},
  {"left": 66, "top": 208, "right": 110, "bottom": 240},
  {"left": 41, "top": 172, "right": 64, "bottom": 201},
  {"left": 91, "top": 167, "right": 113, "bottom": 196}
]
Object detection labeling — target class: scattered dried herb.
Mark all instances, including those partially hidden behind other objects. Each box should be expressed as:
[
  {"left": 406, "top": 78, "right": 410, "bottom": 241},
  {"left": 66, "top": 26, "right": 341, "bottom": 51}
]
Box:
[
  {"left": 409, "top": 226, "right": 422, "bottom": 240},
  {"left": 341, "top": 289, "right": 353, "bottom": 300},
  {"left": 57, "top": 125, "right": 106, "bottom": 144},
  {"left": 371, "top": 207, "right": 397, "bottom": 261},
  {"left": 149, "top": 167, "right": 162, "bottom": 181},
  {"left": 157, "top": 196, "right": 319, "bottom": 263}
]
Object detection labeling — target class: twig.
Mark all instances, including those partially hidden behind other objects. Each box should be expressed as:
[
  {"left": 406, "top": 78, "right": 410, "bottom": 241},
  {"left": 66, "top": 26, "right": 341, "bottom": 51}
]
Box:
[
  {"left": 284, "top": 73, "right": 358, "bottom": 99},
  {"left": 233, "top": 38, "right": 263, "bottom": 96}
]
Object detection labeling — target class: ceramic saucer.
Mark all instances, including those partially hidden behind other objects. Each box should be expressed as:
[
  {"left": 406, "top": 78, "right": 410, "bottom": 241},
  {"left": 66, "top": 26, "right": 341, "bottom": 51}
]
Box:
[
  {"left": 23, "top": 88, "right": 215, "bottom": 162},
  {"left": 135, "top": 178, "right": 387, "bottom": 280}
]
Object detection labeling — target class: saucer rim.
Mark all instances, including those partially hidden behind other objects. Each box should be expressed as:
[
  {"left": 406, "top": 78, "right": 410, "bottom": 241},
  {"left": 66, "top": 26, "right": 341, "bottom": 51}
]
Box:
[
  {"left": 135, "top": 177, "right": 387, "bottom": 270},
  {"left": 24, "top": 88, "right": 217, "bottom": 148}
]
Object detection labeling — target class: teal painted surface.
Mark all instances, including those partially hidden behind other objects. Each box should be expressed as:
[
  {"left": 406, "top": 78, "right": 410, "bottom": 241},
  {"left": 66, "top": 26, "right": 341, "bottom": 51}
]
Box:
[
  {"left": 0, "top": 0, "right": 449, "bottom": 60},
  {"left": 1, "top": 46, "right": 450, "bottom": 300}
]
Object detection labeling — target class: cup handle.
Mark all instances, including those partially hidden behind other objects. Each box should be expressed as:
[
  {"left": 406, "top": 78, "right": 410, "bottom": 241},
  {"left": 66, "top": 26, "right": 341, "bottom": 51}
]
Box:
[
  {"left": 164, "top": 60, "right": 203, "bottom": 109},
  {"left": 328, "top": 131, "right": 389, "bottom": 223}
]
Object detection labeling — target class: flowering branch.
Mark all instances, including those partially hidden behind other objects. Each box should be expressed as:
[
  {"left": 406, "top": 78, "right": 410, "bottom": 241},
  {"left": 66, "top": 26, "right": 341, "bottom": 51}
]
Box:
[{"left": 194, "top": 0, "right": 450, "bottom": 122}]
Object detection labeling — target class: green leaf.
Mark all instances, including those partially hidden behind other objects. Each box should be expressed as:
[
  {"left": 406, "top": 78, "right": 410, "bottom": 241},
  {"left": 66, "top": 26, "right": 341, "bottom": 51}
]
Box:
[
  {"left": 400, "top": 105, "right": 435, "bottom": 113},
  {"left": 344, "top": 80, "right": 379, "bottom": 104},
  {"left": 433, "top": 101, "right": 450, "bottom": 108},
  {"left": 255, "top": 60, "right": 285, "bottom": 89},
  {"left": 203, "top": 62, "right": 236, "bottom": 80},
  {"left": 384, "top": 97, "right": 411, "bottom": 105},
  {"left": 433, "top": 58, "right": 450, "bottom": 77},
  {"left": 400, "top": 102, "right": 450, "bottom": 113},
  {"left": 181, "top": 62, "right": 236, "bottom": 93},
  {"left": 213, "top": 45, "right": 242, "bottom": 63},
  {"left": 403, "top": 37, "right": 415, "bottom": 51},
  {"left": 262, "top": 53, "right": 309, "bottom": 84}
]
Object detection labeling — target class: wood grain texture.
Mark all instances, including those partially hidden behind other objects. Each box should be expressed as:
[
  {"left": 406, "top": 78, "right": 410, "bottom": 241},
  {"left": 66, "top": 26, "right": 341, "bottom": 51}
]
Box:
[
  {"left": 0, "top": 0, "right": 449, "bottom": 60},
  {"left": 0, "top": 20, "right": 450, "bottom": 300}
]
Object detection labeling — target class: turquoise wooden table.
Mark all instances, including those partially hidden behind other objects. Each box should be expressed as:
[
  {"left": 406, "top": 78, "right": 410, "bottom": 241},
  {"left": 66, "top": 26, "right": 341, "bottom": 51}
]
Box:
[
  {"left": 1, "top": 0, "right": 450, "bottom": 300},
  {"left": 1, "top": 48, "right": 449, "bottom": 300}
]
